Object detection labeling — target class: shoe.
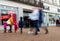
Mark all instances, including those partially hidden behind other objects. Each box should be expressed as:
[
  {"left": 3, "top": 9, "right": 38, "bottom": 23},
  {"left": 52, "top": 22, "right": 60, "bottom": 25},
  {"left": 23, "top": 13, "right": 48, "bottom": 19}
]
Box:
[
  {"left": 35, "top": 33, "right": 38, "bottom": 35},
  {"left": 28, "top": 31, "right": 33, "bottom": 34},
  {"left": 45, "top": 29, "right": 48, "bottom": 34},
  {"left": 37, "top": 31, "right": 40, "bottom": 34},
  {"left": 45, "top": 31, "right": 48, "bottom": 34},
  {"left": 9, "top": 31, "right": 12, "bottom": 33},
  {"left": 45, "top": 32, "right": 48, "bottom": 34}
]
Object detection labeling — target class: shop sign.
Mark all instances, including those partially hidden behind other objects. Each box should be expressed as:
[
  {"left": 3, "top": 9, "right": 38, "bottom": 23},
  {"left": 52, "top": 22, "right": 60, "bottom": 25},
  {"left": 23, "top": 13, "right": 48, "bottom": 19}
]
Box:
[
  {"left": 1, "top": 15, "right": 9, "bottom": 19},
  {"left": 8, "top": 11, "right": 15, "bottom": 14}
]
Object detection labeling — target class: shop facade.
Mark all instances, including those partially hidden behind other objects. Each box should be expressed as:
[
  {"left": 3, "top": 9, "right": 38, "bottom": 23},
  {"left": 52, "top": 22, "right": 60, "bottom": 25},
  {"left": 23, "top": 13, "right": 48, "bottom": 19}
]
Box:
[
  {"left": 0, "top": 0, "right": 60, "bottom": 27},
  {"left": 0, "top": 1, "right": 43, "bottom": 26},
  {"left": 0, "top": 5, "right": 19, "bottom": 25},
  {"left": 43, "top": 12, "right": 60, "bottom": 26},
  {"left": 43, "top": 3, "right": 60, "bottom": 26}
]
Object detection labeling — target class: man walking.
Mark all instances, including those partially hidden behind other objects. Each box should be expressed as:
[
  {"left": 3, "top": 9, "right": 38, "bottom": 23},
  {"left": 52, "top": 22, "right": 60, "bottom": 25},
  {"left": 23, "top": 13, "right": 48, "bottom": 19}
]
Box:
[{"left": 29, "top": 8, "right": 43, "bottom": 35}]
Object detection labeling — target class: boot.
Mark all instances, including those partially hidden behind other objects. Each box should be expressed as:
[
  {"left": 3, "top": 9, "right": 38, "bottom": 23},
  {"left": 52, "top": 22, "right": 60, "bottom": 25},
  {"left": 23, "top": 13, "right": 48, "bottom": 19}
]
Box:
[{"left": 45, "top": 28, "right": 48, "bottom": 34}]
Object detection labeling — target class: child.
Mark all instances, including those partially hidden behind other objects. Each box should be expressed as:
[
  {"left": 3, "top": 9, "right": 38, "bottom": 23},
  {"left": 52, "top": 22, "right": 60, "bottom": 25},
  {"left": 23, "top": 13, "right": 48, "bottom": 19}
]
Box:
[
  {"left": 3, "top": 21, "right": 7, "bottom": 33},
  {"left": 18, "top": 17, "right": 24, "bottom": 34}
]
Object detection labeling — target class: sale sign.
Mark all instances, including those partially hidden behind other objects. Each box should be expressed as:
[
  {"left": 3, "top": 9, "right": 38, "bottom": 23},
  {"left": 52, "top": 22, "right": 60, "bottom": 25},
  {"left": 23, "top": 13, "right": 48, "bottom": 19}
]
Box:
[{"left": 1, "top": 15, "right": 9, "bottom": 19}]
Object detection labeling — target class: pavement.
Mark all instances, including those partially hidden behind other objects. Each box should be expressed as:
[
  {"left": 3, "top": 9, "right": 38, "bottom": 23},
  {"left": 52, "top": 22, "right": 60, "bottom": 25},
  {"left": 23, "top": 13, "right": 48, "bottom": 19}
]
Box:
[{"left": 0, "top": 26, "right": 60, "bottom": 41}]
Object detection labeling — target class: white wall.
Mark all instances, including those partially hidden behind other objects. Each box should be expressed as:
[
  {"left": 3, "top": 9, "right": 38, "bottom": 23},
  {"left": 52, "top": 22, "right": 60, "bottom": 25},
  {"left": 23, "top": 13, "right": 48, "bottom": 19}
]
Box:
[
  {"left": 0, "top": 0, "right": 38, "bottom": 19},
  {"left": 0, "top": 1, "right": 37, "bottom": 10}
]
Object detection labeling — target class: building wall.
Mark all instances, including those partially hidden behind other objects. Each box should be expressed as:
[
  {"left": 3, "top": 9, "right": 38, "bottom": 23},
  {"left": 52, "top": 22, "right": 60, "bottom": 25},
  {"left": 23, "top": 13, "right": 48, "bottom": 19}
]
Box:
[
  {"left": 43, "top": 2, "right": 60, "bottom": 26},
  {"left": 43, "top": 0, "right": 60, "bottom": 6},
  {"left": 0, "top": 0, "right": 60, "bottom": 27}
]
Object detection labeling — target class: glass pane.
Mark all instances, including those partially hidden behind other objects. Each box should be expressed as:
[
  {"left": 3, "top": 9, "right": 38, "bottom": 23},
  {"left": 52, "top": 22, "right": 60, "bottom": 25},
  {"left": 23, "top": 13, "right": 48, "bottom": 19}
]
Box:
[
  {"left": 1, "top": 9, "right": 8, "bottom": 14},
  {"left": 48, "top": 0, "right": 53, "bottom": 4}
]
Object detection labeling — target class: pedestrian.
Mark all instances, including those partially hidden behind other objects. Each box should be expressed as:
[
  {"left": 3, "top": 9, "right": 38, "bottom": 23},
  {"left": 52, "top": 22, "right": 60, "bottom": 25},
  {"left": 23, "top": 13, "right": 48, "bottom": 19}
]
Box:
[
  {"left": 28, "top": 14, "right": 34, "bottom": 34},
  {"left": 18, "top": 17, "right": 24, "bottom": 34},
  {"left": 3, "top": 21, "right": 7, "bottom": 33},
  {"left": 41, "top": 14, "right": 48, "bottom": 34},
  {"left": 56, "top": 17, "right": 60, "bottom": 27},
  {"left": 28, "top": 8, "right": 43, "bottom": 35},
  {"left": 8, "top": 17, "right": 13, "bottom": 33}
]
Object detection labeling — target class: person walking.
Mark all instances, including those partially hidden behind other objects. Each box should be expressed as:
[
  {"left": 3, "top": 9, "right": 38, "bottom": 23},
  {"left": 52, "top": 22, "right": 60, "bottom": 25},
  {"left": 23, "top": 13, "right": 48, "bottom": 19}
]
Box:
[
  {"left": 18, "top": 17, "right": 24, "bottom": 34},
  {"left": 8, "top": 16, "right": 13, "bottom": 33},
  {"left": 28, "top": 8, "right": 43, "bottom": 35},
  {"left": 35, "top": 8, "right": 43, "bottom": 35},
  {"left": 41, "top": 14, "right": 48, "bottom": 34}
]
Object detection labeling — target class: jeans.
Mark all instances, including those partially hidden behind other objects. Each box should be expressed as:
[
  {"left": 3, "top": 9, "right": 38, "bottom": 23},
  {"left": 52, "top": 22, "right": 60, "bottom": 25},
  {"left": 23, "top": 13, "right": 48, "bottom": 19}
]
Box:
[{"left": 33, "top": 20, "right": 39, "bottom": 35}]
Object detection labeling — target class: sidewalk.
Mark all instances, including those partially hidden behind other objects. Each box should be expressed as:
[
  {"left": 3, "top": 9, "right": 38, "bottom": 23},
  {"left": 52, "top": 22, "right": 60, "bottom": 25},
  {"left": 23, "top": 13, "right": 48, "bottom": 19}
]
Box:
[
  {"left": 0, "top": 26, "right": 60, "bottom": 41},
  {"left": 0, "top": 25, "right": 14, "bottom": 30},
  {"left": 0, "top": 25, "right": 4, "bottom": 30}
]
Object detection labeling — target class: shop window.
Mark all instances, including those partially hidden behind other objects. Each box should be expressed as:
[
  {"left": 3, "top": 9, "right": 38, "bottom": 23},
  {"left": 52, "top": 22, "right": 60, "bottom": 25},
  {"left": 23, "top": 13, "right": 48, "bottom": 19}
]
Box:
[
  {"left": 49, "top": 14, "right": 56, "bottom": 24},
  {"left": 58, "top": 9, "right": 60, "bottom": 12},
  {"left": 29, "top": 0, "right": 35, "bottom": 4},
  {"left": 48, "top": 0, "right": 53, "bottom": 4},
  {"left": 53, "top": 0, "right": 57, "bottom": 5},
  {"left": 35, "top": 0, "right": 40, "bottom": 5},
  {"left": 43, "top": 0, "right": 48, "bottom": 2},
  {"left": 56, "top": 0, "right": 59, "bottom": 6},
  {"left": 43, "top": 5, "right": 49, "bottom": 10},
  {"left": 1, "top": 10, "right": 8, "bottom": 14}
]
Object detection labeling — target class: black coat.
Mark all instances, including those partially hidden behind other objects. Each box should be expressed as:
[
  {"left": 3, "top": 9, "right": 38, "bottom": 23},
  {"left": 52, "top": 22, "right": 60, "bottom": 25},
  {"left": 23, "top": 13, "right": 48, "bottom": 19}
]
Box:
[{"left": 18, "top": 20, "right": 24, "bottom": 28}]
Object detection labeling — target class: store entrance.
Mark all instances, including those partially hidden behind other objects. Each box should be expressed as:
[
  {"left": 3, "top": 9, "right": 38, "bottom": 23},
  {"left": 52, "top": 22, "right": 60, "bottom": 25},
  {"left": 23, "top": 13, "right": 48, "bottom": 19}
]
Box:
[
  {"left": 24, "top": 16, "right": 30, "bottom": 27},
  {"left": 23, "top": 10, "right": 32, "bottom": 27}
]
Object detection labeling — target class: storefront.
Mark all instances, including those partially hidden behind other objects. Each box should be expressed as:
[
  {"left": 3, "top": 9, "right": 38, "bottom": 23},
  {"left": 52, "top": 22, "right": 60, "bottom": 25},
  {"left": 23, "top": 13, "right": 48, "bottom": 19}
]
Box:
[
  {"left": 23, "top": 10, "right": 32, "bottom": 27},
  {"left": 0, "top": 5, "right": 19, "bottom": 25},
  {"left": 43, "top": 2, "right": 60, "bottom": 26},
  {"left": 43, "top": 10, "right": 60, "bottom": 26}
]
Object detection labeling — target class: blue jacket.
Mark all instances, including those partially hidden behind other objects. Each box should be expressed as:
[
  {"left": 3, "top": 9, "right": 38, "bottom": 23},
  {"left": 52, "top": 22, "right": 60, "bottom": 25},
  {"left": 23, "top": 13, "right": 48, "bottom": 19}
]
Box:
[{"left": 39, "top": 9, "right": 43, "bottom": 23}]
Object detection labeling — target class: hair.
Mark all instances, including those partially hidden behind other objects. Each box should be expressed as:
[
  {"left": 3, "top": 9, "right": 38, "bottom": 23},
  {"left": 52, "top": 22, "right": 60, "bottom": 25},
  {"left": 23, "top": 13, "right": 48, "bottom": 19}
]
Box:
[{"left": 20, "top": 17, "right": 23, "bottom": 21}]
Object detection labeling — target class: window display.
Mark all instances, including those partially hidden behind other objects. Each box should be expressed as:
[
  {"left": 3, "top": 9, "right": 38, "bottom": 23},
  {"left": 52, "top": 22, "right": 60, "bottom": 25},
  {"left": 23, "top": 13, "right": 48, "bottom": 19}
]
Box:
[
  {"left": 49, "top": 14, "right": 56, "bottom": 25},
  {"left": 0, "top": 5, "right": 18, "bottom": 25}
]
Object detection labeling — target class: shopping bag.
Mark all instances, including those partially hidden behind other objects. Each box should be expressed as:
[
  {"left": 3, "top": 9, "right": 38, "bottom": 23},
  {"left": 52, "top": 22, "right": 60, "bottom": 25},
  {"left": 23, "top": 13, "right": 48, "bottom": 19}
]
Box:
[{"left": 7, "top": 19, "right": 11, "bottom": 24}]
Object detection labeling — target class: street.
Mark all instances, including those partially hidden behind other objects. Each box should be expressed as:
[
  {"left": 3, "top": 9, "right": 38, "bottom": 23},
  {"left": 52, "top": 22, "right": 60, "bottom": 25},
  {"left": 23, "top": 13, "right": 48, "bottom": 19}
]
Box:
[{"left": 0, "top": 26, "right": 60, "bottom": 41}]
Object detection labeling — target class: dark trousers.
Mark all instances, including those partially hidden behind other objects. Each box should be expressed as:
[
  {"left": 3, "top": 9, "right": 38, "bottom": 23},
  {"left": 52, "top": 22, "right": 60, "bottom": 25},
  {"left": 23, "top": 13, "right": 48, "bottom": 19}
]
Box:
[
  {"left": 4, "top": 28, "right": 6, "bottom": 33},
  {"left": 8, "top": 25, "right": 12, "bottom": 33},
  {"left": 10, "top": 25, "right": 12, "bottom": 32},
  {"left": 20, "top": 28, "right": 23, "bottom": 34},
  {"left": 33, "top": 20, "right": 39, "bottom": 35}
]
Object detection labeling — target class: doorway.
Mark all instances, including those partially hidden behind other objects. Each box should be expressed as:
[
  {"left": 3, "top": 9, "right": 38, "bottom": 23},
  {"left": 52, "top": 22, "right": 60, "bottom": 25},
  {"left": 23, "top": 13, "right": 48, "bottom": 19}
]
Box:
[{"left": 23, "top": 10, "right": 32, "bottom": 27}]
